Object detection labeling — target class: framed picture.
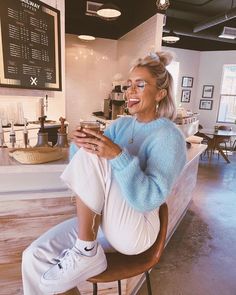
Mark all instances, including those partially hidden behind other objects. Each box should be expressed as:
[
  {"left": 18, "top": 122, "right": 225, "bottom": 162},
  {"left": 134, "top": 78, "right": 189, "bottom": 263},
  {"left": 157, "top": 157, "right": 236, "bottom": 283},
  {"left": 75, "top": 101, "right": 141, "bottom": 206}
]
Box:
[
  {"left": 182, "top": 76, "right": 193, "bottom": 88},
  {"left": 199, "top": 99, "right": 213, "bottom": 110},
  {"left": 202, "top": 85, "right": 214, "bottom": 98},
  {"left": 181, "top": 89, "right": 191, "bottom": 102}
]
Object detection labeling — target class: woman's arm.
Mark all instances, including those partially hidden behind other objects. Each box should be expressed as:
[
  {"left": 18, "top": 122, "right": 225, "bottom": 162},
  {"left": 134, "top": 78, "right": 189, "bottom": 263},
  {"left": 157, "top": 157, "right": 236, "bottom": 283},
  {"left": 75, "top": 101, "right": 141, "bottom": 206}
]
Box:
[
  {"left": 110, "top": 130, "right": 187, "bottom": 212},
  {"left": 69, "top": 142, "right": 79, "bottom": 160}
]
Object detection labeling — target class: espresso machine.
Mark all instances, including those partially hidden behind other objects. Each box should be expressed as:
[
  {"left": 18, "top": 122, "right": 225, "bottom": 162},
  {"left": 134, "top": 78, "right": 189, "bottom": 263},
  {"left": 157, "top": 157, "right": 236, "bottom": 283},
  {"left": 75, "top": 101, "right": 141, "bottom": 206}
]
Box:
[{"left": 104, "top": 85, "right": 126, "bottom": 120}]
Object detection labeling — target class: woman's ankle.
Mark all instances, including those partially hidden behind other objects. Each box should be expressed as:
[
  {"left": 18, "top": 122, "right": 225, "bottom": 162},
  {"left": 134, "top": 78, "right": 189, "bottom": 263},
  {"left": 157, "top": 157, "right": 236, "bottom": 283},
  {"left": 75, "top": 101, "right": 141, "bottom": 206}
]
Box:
[{"left": 74, "top": 238, "right": 98, "bottom": 256}]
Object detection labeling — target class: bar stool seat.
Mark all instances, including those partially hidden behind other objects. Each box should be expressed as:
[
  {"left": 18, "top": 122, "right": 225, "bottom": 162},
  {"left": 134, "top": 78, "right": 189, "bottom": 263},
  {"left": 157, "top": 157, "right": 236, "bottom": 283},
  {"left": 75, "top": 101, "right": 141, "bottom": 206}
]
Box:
[{"left": 87, "top": 203, "right": 168, "bottom": 295}]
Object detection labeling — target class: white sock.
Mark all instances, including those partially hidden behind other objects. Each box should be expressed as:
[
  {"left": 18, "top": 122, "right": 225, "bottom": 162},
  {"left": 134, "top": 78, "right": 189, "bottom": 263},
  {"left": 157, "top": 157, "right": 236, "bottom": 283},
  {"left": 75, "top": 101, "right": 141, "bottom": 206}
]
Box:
[{"left": 74, "top": 238, "right": 98, "bottom": 257}]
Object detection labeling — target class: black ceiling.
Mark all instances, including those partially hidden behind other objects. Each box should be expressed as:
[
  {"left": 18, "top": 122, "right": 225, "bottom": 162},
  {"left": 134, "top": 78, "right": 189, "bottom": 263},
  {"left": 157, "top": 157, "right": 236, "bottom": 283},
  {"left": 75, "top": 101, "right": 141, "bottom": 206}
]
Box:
[{"left": 65, "top": 0, "right": 236, "bottom": 51}]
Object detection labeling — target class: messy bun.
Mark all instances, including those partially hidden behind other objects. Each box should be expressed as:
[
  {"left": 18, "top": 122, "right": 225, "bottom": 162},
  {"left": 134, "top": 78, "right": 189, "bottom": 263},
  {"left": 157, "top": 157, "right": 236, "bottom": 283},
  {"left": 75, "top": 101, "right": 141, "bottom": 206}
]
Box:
[
  {"left": 156, "top": 51, "right": 173, "bottom": 67},
  {"left": 131, "top": 51, "right": 176, "bottom": 121},
  {"left": 134, "top": 51, "right": 173, "bottom": 68}
]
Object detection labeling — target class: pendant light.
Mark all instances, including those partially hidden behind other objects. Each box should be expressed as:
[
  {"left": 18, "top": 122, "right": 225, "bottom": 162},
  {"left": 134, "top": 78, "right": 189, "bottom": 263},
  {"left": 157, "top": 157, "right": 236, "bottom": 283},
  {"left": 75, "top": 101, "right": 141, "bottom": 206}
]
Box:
[
  {"left": 156, "top": 0, "right": 170, "bottom": 11},
  {"left": 97, "top": 3, "right": 121, "bottom": 19},
  {"left": 78, "top": 35, "right": 96, "bottom": 41},
  {"left": 162, "top": 30, "right": 180, "bottom": 43}
]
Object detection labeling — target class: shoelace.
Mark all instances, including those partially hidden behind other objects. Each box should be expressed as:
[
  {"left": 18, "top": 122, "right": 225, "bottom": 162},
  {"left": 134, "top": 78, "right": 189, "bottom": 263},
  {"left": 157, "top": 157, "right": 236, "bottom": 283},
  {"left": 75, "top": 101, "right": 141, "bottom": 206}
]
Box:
[{"left": 55, "top": 248, "right": 81, "bottom": 272}]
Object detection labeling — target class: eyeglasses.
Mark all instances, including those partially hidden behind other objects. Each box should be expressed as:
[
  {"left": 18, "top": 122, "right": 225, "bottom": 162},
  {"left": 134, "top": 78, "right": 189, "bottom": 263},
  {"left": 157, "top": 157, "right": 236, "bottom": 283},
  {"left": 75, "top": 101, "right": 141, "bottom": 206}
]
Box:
[{"left": 124, "top": 79, "right": 148, "bottom": 92}]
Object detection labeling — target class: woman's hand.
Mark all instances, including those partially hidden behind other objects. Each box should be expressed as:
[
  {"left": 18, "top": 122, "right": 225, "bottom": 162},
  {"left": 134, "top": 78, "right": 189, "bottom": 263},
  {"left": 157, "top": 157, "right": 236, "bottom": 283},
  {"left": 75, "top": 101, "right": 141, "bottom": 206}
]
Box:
[{"left": 72, "top": 126, "right": 122, "bottom": 159}]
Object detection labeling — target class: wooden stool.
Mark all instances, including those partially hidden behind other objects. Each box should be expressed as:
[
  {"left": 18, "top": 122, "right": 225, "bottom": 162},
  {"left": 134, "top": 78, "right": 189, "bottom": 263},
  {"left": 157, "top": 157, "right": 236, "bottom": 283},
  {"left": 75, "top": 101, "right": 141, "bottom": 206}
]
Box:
[{"left": 87, "top": 203, "right": 168, "bottom": 295}]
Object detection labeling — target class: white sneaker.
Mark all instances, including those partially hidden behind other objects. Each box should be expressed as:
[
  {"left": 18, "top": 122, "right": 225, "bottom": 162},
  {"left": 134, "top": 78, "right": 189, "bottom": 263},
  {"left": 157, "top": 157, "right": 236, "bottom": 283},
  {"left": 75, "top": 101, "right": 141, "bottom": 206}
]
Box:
[{"left": 40, "top": 244, "right": 107, "bottom": 294}]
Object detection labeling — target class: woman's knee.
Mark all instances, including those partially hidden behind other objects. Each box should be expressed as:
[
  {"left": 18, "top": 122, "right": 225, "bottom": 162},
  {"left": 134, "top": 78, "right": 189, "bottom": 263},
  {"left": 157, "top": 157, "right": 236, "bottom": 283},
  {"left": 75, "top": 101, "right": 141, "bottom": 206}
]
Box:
[
  {"left": 22, "top": 242, "right": 45, "bottom": 269},
  {"left": 22, "top": 244, "right": 36, "bottom": 267}
]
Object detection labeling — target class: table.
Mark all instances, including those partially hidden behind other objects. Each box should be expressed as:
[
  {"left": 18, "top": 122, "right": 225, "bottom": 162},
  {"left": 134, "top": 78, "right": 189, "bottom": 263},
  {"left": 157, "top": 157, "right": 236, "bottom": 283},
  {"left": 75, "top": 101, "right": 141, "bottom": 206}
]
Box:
[{"left": 201, "top": 128, "right": 236, "bottom": 163}]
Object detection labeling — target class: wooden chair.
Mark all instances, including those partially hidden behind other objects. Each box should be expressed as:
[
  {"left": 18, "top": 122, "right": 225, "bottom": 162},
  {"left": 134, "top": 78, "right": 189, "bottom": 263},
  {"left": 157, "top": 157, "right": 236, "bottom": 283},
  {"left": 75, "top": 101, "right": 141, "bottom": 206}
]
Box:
[
  {"left": 198, "top": 124, "right": 203, "bottom": 130},
  {"left": 218, "top": 125, "right": 232, "bottom": 131},
  {"left": 87, "top": 203, "right": 168, "bottom": 295},
  {"left": 195, "top": 124, "right": 211, "bottom": 145},
  {"left": 232, "top": 139, "right": 236, "bottom": 151},
  {"left": 195, "top": 126, "right": 214, "bottom": 160},
  {"left": 205, "top": 137, "right": 216, "bottom": 161},
  {"left": 216, "top": 125, "right": 232, "bottom": 158}
]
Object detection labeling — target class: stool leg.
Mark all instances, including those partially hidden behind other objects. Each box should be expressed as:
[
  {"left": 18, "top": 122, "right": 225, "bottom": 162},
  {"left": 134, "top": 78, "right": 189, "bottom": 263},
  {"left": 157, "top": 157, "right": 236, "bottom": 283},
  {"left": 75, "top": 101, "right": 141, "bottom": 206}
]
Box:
[
  {"left": 118, "top": 280, "right": 122, "bottom": 295},
  {"left": 224, "top": 143, "right": 228, "bottom": 157},
  {"left": 145, "top": 271, "right": 152, "bottom": 295},
  {"left": 93, "top": 283, "right": 98, "bottom": 295}
]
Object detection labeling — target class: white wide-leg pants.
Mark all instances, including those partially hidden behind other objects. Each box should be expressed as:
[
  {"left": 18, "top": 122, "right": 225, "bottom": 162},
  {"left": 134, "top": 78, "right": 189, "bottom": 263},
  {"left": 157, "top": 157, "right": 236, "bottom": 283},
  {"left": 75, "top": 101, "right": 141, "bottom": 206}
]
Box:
[{"left": 22, "top": 149, "right": 160, "bottom": 295}]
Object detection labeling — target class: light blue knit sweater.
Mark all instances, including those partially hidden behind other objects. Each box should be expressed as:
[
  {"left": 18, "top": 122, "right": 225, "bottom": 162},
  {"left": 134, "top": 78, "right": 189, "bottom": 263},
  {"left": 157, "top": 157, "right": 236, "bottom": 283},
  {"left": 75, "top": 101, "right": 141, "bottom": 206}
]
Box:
[{"left": 70, "top": 116, "right": 187, "bottom": 212}]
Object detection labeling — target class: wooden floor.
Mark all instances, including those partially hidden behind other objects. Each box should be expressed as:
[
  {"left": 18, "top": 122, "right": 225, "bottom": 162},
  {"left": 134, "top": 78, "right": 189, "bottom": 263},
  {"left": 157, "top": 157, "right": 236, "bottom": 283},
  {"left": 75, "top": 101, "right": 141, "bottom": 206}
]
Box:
[
  {"left": 138, "top": 151, "right": 236, "bottom": 295},
  {"left": 0, "top": 197, "right": 76, "bottom": 295}
]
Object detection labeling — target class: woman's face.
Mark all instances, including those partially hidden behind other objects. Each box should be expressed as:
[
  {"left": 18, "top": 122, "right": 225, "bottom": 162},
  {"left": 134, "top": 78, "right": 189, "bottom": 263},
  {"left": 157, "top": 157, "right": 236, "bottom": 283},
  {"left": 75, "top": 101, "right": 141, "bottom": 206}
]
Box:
[{"left": 126, "top": 67, "right": 164, "bottom": 122}]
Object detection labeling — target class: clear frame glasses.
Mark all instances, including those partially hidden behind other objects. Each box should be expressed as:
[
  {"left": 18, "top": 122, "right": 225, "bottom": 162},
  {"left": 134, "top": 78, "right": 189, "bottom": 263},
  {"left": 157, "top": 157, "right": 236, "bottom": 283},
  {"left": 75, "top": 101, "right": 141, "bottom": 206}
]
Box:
[{"left": 124, "top": 79, "right": 148, "bottom": 92}]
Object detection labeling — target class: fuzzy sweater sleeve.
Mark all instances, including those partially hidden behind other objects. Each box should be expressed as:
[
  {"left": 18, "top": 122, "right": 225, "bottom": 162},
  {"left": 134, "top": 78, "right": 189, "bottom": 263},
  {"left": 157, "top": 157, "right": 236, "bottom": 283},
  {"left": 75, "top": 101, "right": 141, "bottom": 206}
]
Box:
[{"left": 109, "top": 128, "right": 187, "bottom": 212}]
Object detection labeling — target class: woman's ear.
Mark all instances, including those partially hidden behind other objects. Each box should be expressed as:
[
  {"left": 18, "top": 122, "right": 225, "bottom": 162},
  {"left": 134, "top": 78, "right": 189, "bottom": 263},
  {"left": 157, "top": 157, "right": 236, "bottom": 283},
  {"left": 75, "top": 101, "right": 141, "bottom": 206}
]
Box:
[{"left": 155, "top": 89, "right": 167, "bottom": 102}]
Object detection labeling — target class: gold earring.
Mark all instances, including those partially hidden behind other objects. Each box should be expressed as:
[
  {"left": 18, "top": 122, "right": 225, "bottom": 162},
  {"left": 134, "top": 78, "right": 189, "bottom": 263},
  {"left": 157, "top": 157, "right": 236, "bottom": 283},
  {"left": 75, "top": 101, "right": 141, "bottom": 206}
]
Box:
[{"left": 161, "top": 89, "right": 167, "bottom": 98}]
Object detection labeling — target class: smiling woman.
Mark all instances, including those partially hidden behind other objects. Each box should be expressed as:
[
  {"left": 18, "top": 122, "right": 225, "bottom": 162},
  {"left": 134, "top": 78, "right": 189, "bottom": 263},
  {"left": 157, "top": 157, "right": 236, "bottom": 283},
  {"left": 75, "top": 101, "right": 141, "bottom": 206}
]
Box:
[
  {"left": 125, "top": 51, "right": 176, "bottom": 122},
  {"left": 22, "top": 51, "right": 187, "bottom": 295}
]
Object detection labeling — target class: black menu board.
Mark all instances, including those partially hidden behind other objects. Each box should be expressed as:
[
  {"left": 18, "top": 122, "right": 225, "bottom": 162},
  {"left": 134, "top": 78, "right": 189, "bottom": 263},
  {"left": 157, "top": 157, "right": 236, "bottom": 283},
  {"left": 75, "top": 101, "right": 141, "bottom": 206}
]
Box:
[{"left": 0, "top": 0, "right": 61, "bottom": 90}]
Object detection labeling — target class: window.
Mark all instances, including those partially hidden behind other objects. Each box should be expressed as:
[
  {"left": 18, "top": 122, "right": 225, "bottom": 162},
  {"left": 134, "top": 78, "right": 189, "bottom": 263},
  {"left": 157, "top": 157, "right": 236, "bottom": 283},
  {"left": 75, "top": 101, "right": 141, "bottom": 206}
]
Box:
[
  {"left": 217, "top": 64, "right": 236, "bottom": 123},
  {"left": 167, "top": 61, "right": 179, "bottom": 101}
]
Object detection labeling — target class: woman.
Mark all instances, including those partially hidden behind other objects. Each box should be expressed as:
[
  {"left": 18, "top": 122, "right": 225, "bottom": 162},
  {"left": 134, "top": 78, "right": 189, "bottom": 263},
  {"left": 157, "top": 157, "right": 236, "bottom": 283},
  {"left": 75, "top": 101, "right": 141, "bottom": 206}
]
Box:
[{"left": 22, "top": 51, "right": 187, "bottom": 294}]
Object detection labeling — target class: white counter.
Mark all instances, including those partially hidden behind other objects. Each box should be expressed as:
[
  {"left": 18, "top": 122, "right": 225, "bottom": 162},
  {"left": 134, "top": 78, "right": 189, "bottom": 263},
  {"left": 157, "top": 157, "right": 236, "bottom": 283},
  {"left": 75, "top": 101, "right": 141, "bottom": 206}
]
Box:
[
  {"left": 0, "top": 143, "right": 206, "bottom": 201},
  {"left": 0, "top": 148, "right": 70, "bottom": 201}
]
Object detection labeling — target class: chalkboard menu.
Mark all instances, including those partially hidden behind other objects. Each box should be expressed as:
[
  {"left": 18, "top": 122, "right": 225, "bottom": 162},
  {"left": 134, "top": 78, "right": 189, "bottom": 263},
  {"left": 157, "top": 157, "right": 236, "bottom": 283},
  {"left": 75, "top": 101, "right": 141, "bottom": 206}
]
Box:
[{"left": 0, "top": 0, "right": 61, "bottom": 90}]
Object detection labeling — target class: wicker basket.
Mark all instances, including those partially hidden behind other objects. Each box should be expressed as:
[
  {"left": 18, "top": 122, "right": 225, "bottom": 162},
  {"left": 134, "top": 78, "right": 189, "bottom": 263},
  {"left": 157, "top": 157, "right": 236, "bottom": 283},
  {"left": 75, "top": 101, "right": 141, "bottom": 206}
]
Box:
[{"left": 9, "top": 147, "right": 64, "bottom": 164}]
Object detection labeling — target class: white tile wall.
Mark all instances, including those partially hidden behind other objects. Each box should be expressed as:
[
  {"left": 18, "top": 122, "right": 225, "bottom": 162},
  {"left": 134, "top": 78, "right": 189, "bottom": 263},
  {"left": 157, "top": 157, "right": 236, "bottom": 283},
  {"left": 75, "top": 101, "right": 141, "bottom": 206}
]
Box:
[
  {"left": 117, "top": 14, "right": 163, "bottom": 79},
  {"left": 65, "top": 14, "right": 164, "bottom": 133},
  {"left": 65, "top": 35, "right": 118, "bottom": 132}
]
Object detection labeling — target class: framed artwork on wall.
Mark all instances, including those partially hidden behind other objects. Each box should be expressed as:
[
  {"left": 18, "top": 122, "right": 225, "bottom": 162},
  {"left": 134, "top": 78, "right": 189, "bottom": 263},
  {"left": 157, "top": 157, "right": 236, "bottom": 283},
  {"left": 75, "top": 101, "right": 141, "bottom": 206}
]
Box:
[
  {"left": 181, "top": 89, "right": 191, "bottom": 103},
  {"left": 202, "top": 85, "right": 214, "bottom": 98},
  {"left": 181, "top": 76, "right": 193, "bottom": 88},
  {"left": 199, "top": 99, "right": 213, "bottom": 110}
]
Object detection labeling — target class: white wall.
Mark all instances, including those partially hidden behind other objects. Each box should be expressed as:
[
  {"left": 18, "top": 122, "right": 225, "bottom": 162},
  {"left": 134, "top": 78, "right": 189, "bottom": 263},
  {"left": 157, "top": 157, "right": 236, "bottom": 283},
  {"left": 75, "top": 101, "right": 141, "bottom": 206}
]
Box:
[
  {"left": 65, "top": 35, "right": 117, "bottom": 132},
  {"left": 162, "top": 47, "right": 200, "bottom": 111},
  {"left": 196, "top": 51, "right": 236, "bottom": 130},
  {"left": 65, "top": 14, "right": 164, "bottom": 132},
  {"left": 117, "top": 14, "right": 164, "bottom": 78},
  {"left": 0, "top": 0, "right": 65, "bottom": 123},
  {"left": 160, "top": 48, "right": 236, "bottom": 130}
]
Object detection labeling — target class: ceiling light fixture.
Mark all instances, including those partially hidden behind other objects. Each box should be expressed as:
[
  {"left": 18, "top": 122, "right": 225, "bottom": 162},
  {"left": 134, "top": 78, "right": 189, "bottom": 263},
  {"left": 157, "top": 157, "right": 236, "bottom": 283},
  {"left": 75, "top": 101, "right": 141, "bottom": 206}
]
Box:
[
  {"left": 78, "top": 35, "right": 96, "bottom": 41},
  {"left": 156, "top": 0, "right": 170, "bottom": 11},
  {"left": 162, "top": 30, "right": 180, "bottom": 43},
  {"left": 97, "top": 3, "right": 121, "bottom": 19},
  {"left": 218, "top": 26, "right": 236, "bottom": 40}
]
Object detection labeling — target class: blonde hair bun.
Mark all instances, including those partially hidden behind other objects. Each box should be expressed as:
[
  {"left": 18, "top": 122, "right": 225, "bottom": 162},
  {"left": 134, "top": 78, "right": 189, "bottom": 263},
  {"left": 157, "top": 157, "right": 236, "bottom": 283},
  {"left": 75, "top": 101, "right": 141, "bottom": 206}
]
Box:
[
  {"left": 134, "top": 51, "right": 174, "bottom": 68},
  {"left": 155, "top": 51, "right": 173, "bottom": 67}
]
